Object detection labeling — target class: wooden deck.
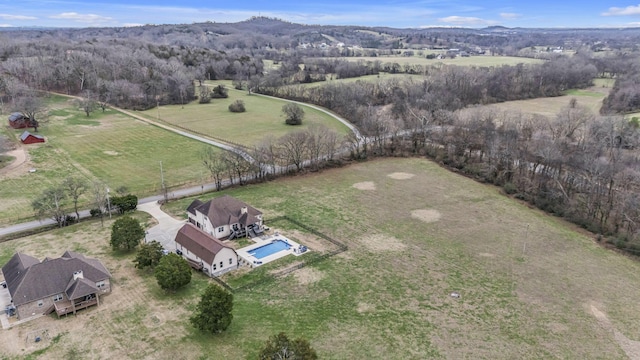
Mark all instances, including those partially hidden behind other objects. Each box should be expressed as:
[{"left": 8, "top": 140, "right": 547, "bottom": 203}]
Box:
[{"left": 53, "top": 298, "right": 98, "bottom": 316}]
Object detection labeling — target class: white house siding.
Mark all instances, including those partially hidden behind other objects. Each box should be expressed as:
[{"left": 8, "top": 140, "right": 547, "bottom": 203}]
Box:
[{"left": 211, "top": 248, "right": 238, "bottom": 276}]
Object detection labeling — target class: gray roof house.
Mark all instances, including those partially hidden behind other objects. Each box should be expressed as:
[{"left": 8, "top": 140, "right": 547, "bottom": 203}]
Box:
[
  {"left": 174, "top": 224, "right": 239, "bottom": 276},
  {"left": 1, "top": 251, "right": 112, "bottom": 319},
  {"left": 186, "top": 195, "right": 263, "bottom": 239}
]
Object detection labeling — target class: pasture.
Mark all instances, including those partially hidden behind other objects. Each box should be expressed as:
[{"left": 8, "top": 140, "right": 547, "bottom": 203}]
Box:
[
  {"left": 135, "top": 82, "right": 351, "bottom": 147},
  {"left": 3, "top": 157, "right": 639, "bottom": 359},
  {"left": 462, "top": 83, "right": 609, "bottom": 119},
  {"left": 0, "top": 98, "right": 211, "bottom": 225},
  {"left": 321, "top": 55, "right": 545, "bottom": 67}
]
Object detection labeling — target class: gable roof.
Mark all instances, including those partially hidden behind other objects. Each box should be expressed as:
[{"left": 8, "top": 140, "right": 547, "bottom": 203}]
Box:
[
  {"left": 66, "top": 277, "right": 100, "bottom": 300},
  {"left": 8, "top": 112, "right": 28, "bottom": 122},
  {"left": 1, "top": 252, "right": 111, "bottom": 306},
  {"left": 186, "top": 199, "right": 203, "bottom": 215},
  {"left": 20, "top": 131, "right": 44, "bottom": 141},
  {"left": 175, "top": 224, "right": 236, "bottom": 264},
  {"left": 193, "top": 195, "right": 262, "bottom": 228}
]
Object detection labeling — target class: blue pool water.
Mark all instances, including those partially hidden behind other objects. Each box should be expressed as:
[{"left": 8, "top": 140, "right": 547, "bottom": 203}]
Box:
[{"left": 249, "top": 239, "right": 291, "bottom": 259}]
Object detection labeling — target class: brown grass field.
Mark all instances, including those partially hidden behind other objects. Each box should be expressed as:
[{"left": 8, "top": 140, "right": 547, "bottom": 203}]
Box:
[
  {"left": 1, "top": 158, "right": 639, "bottom": 359},
  {"left": 458, "top": 83, "right": 610, "bottom": 119}
]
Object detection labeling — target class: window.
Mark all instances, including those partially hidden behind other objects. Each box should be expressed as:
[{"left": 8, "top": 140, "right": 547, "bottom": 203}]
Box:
[
  {"left": 229, "top": 258, "right": 233, "bottom": 265},
  {"left": 220, "top": 261, "right": 224, "bottom": 268},
  {"left": 53, "top": 294, "right": 63, "bottom": 302},
  {"left": 96, "top": 281, "right": 105, "bottom": 288},
  {"left": 213, "top": 263, "right": 217, "bottom": 270},
  {"left": 218, "top": 227, "right": 224, "bottom": 232},
  {"left": 37, "top": 300, "right": 43, "bottom": 307}
]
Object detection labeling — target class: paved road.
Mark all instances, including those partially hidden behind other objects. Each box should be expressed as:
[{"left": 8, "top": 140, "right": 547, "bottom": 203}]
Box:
[{"left": 0, "top": 181, "right": 219, "bottom": 238}]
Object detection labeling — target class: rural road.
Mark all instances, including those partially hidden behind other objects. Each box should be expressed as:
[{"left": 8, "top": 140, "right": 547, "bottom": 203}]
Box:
[{"left": 0, "top": 180, "right": 221, "bottom": 238}]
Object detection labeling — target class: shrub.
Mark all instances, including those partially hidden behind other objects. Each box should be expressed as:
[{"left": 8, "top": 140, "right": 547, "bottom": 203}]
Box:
[
  {"left": 90, "top": 208, "right": 102, "bottom": 217},
  {"left": 503, "top": 182, "right": 518, "bottom": 195},
  {"left": 211, "top": 85, "right": 229, "bottom": 99},
  {"left": 228, "top": 100, "right": 246, "bottom": 113}
]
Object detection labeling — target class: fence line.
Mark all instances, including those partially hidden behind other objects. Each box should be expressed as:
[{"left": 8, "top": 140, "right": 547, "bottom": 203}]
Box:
[{"left": 216, "top": 216, "right": 347, "bottom": 292}]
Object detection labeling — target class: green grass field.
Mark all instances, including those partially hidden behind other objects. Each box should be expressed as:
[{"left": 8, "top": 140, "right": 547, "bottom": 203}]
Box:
[
  {"left": 5, "top": 158, "right": 639, "bottom": 359},
  {"left": 135, "top": 82, "right": 351, "bottom": 147},
  {"left": 0, "top": 99, "right": 213, "bottom": 225}
]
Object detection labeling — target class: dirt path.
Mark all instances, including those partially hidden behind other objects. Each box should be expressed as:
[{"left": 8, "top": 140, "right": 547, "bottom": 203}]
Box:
[
  {"left": 590, "top": 304, "right": 640, "bottom": 359},
  {"left": 0, "top": 147, "right": 28, "bottom": 177}
]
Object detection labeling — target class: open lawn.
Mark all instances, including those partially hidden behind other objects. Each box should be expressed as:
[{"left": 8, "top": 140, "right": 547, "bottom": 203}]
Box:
[
  {"left": 2, "top": 157, "right": 639, "bottom": 359},
  {"left": 135, "top": 82, "right": 350, "bottom": 147},
  {"left": 0, "top": 98, "right": 212, "bottom": 225}
]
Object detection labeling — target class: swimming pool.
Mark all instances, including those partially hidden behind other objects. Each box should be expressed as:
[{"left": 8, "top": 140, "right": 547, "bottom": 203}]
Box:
[{"left": 248, "top": 239, "right": 291, "bottom": 259}]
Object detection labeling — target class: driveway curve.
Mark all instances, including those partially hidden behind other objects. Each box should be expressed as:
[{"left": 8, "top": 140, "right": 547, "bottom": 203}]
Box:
[{"left": 137, "top": 202, "right": 185, "bottom": 252}]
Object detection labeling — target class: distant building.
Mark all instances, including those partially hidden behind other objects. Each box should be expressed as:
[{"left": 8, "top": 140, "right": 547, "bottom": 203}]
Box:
[
  {"left": 8, "top": 113, "right": 30, "bottom": 129},
  {"left": 19, "top": 131, "right": 45, "bottom": 144}
]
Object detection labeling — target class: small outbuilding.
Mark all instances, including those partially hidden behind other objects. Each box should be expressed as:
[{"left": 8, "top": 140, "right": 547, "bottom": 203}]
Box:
[
  {"left": 20, "top": 131, "right": 45, "bottom": 144},
  {"left": 8, "top": 112, "right": 31, "bottom": 129}
]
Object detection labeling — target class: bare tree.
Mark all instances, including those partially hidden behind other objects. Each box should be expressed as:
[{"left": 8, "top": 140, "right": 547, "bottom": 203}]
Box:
[
  {"left": 201, "top": 146, "right": 228, "bottom": 191},
  {"left": 12, "top": 93, "right": 47, "bottom": 132},
  {"left": 32, "top": 186, "right": 67, "bottom": 228},
  {"left": 62, "top": 176, "right": 88, "bottom": 220},
  {"left": 279, "top": 131, "right": 309, "bottom": 171},
  {"left": 90, "top": 180, "right": 108, "bottom": 227}
]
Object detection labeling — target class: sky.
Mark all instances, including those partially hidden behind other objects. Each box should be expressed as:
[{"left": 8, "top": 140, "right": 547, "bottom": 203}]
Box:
[{"left": 0, "top": 1, "right": 639, "bottom": 29}]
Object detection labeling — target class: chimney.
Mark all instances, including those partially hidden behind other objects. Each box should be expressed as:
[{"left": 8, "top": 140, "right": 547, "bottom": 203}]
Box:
[
  {"left": 241, "top": 206, "right": 248, "bottom": 214},
  {"left": 73, "top": 270, "right": 84, "bottom": 280}
]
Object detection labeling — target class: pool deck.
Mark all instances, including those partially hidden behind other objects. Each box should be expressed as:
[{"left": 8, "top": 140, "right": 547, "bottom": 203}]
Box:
[{"left": 237, "top": 234, "right": 307, "bottom": 267}]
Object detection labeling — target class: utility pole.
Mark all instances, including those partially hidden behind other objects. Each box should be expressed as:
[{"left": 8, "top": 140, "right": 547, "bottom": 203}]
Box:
[
  {"left": 160, "top": 161, "right": 168, "bottom": 203},
  {"left": 106, "top": 187, "right": 112, "bottom": 219}
]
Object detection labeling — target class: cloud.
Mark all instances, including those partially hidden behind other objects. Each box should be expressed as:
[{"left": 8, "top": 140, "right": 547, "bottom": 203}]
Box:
[
  {"left": 438, "top": 16, "right": 497, "bottom": 26},
  {"left": 0, "top": 14, "right": 37, "bottom": 20},
  {"left": 0, "top": 24, "right": 13, "bottom": 28},
  {"left": 49, "top": 12, "right": 112, "bottom": 24},
  {"left": 500, "top": 12, "right": 521, "bottom": 20},
  {"left": 602, "top": 5, "right": 640, "bottom": 16}
]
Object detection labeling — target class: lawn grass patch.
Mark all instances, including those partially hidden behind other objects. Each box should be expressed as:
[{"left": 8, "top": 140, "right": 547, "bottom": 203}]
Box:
[
  {"left": 135, "top": 81, "right": 350, "bottom": 146},
  {"left": 0, "top": 98, "right": 214, "bottom": 225}
]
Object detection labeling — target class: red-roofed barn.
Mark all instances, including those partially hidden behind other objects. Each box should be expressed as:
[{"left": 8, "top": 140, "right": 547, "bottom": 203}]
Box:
[
  {"left": 8, "top": 112, "right": 30, "bottom": 129},
  {"left": 20, "top": 131, "right": 45, "bottom": 144}
]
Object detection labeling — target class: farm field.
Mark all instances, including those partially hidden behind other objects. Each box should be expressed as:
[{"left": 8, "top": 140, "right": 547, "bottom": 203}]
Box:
[
  {"left": 321, "top": 55, "right": 545, "bottom": 67},
  {"left": 135, "top": 82, "right": 351, "bottom": 147},
  {"left": 459, "top": 83, "right": 610, "bottom": 119},
  {"left": 0, "top": 97, "right": 211, "bottom": 226},
  {"left": 2, "top": 157, "right": 639, "bottom": 359}
]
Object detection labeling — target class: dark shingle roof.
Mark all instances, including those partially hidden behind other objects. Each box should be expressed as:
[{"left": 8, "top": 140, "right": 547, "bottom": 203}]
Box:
[
  {"left": 66, "top": 277, "right": 100, "bottom": 300},
  {"left": 1, "top": 252, "right": 111, "bottom": 306},
  {"left": 194, "top": 195, "right": 262, "bottom": 228},
  {"left": 175, "top": 224, "right": 236, "bottom": 264},
  {"left": 186, "top": 199, "right": 204, "bottom": 215}
]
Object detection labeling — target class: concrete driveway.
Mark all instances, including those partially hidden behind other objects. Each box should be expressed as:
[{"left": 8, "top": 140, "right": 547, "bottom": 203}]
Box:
[{"left": 137, "top": 202, "right": 186, "bottom": 252}]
